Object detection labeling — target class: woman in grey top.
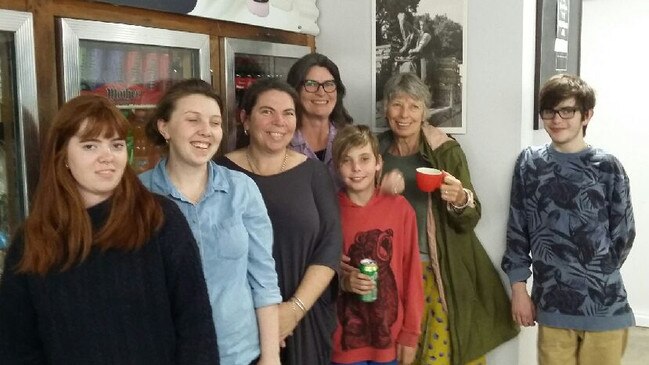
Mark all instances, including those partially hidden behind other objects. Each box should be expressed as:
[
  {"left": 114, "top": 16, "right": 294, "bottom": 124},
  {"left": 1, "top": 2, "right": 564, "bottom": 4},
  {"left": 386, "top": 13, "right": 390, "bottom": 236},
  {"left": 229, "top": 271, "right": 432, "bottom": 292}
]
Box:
[{"left": 218, "top": 78, "right": 342, "bottom": 365}]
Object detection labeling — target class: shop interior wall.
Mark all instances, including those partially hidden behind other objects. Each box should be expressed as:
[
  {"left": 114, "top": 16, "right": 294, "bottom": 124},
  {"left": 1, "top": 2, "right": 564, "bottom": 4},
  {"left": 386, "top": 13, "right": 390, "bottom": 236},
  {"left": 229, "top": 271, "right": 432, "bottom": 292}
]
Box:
[
  {"left": 0, "top": 0, "right": 314, "bottom": 152},
  {"left": 317, "top": 0, "right": 649, "bottom": 364},
  {"left": 2, "top": 0, "right": 643, "bottom": 361},
  {"left": 580, "top": 0, "right": 649, "bottom": 327},
  {"left": 316, "top": 0, "right": 543, "bottom": 363}
]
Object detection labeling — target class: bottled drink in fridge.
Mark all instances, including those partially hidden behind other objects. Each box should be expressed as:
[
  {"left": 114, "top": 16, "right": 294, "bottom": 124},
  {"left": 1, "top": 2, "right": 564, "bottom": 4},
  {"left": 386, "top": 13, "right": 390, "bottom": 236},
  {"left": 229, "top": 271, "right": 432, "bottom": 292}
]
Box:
[
  {"left": 104, "top": 48, "right": 125, "bottom": 84},
  {"left": 158, "top": 52, "right": 171, "bottom": 92},
  {"left": 143, "top": 51, "right": 159, "bottom": 91},
  {"left": 80, "top": 46, "right": 105, "bottom": 90},
  {"left": 128, "top": 109, "right": 150, "bottom": 173},
  {"left": 125, "top": 50, "right": 143, "bottom": 87}
]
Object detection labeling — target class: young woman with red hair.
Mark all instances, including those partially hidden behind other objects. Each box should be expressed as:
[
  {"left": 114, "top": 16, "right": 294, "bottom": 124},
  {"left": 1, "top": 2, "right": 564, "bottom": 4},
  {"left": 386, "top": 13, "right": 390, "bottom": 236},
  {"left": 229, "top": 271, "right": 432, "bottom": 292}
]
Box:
[{"left": 0, "top": 94, "right": 218, "bottom": 364}]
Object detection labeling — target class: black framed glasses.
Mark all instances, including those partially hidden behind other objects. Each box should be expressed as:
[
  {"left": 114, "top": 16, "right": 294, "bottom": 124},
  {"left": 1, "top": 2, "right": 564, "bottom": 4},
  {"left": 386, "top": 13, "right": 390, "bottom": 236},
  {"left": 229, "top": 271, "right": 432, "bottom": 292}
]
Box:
[
  {"left": 303, "top": 79, "right": 337, "bottom": 93},
  {"left": 540, "top": 107, "right": 579, "bottom": 120}
]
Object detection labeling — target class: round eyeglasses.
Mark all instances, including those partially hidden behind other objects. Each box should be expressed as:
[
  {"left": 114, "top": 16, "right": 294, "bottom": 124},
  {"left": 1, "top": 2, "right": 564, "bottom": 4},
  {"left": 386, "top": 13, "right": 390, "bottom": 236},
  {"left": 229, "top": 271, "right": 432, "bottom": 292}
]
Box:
[
  {"left": 540, "top": 107, "right": 578, "bottom": 120},
  {"left": 303, "top": 80, "right": 337, "bottom": 93}
]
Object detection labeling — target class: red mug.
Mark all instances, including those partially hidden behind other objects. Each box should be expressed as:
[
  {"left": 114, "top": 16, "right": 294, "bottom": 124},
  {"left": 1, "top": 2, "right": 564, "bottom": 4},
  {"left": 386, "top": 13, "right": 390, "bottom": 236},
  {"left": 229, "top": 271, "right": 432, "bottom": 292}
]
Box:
[{"left": 416, "top": 167, "right": 446, "bottom": 192}]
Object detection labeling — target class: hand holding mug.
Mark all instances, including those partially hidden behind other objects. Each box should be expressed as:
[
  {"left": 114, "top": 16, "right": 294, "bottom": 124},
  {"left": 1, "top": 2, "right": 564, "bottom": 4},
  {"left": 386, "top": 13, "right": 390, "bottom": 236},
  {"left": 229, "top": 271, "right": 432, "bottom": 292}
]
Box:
[
  {"left": 439, "top": 173, "right": 467, "bottom": 206},
  {"left": 416, "top": 167, "right": 467, "bottom": 205}
]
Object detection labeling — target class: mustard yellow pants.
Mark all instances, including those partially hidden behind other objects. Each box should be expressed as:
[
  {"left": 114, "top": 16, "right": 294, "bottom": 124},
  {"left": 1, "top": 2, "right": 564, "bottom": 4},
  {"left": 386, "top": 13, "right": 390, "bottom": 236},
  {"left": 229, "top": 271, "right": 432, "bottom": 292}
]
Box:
[
  {"left": 538, "top": 325, "right": 628, "bottom": 365},
  {"left": 414, "top": 262, "right": 485, "bottom": 365}
]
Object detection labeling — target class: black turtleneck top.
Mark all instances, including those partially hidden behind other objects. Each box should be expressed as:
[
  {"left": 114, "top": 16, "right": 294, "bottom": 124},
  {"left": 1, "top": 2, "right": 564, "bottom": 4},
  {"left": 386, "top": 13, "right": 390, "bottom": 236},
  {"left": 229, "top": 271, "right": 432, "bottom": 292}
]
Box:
[{"left": 0, "top": 195, "right": 219, "bottom": 364}]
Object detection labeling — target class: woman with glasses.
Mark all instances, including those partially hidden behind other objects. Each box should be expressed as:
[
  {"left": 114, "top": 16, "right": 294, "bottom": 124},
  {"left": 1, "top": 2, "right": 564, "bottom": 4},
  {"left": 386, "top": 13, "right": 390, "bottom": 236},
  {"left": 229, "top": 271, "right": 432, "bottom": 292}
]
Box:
[
  {"left": 217, "top": 78, "right": 342, "bottom": 365},
  {"left": 286, "top": 53, "right": 353, "bottom": 191}
]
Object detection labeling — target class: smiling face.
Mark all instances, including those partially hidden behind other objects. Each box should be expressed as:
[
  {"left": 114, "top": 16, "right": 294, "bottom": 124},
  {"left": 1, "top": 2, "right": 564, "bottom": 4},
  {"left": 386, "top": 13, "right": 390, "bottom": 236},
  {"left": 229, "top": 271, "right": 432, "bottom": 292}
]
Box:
[
  {"left": 66, "top": 122, "right": 127, "bottom": 207},
  {"left": 158, "top": 94, "right": 222, "bottom": 168},
  {"left": 385, "top": 92, "right": 425, "bottom": 142},
  {"left": 542, "top": 97, "right": 591, "bottom": 153},
  {"left": 242, "top": 89, "right": 297, "bottom": 153},
  {"left": 299, "top": 66, "right": 337, "bottom": 120},
  {"left": 338, "top": 142, "right": 382, "bottom": 196}
]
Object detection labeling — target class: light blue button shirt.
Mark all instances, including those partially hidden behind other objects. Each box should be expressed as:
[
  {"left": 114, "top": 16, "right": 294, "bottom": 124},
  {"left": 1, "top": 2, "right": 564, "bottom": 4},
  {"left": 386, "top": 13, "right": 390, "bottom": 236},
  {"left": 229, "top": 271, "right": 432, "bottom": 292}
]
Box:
[{"left": 140, "top": 159, "right": 281, "bottom": 365}]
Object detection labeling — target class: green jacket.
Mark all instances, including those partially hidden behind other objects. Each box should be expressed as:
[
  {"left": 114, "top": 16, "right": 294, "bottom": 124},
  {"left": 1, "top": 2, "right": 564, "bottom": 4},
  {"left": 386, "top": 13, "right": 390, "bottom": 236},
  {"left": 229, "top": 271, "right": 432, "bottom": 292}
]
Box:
[{"left": 379, "top": 130, "right": 519, "bottom": 364}]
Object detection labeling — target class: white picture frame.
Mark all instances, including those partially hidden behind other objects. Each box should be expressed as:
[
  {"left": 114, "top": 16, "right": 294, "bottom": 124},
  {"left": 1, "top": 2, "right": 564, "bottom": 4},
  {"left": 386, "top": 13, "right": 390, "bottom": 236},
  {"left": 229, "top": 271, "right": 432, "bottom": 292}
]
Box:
[{"left": 373, "top": 0, "right": 467, "bottom": 134}]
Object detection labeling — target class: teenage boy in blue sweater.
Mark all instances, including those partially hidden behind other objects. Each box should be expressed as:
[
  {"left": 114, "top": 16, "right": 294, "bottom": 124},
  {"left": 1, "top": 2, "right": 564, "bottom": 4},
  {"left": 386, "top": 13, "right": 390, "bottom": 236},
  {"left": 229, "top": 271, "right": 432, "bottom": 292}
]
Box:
[{"left": 502, "top": 74, "right": 636, "bottom": 365}]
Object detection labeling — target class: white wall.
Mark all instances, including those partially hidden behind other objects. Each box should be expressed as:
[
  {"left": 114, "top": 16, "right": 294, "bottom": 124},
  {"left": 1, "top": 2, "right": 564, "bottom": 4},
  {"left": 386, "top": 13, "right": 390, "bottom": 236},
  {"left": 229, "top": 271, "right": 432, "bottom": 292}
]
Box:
[
  {"left": 316, "top": 0, "right": 649, "bottom": 363},
  {"left": 581, "top": 0, "right": 649, "bottom": 327},
  {"left": 314, "top": 0, "right": 374, "bottom": 125},
  {"left": 316, "top": 0, "right": 539, "bottom": 363}
]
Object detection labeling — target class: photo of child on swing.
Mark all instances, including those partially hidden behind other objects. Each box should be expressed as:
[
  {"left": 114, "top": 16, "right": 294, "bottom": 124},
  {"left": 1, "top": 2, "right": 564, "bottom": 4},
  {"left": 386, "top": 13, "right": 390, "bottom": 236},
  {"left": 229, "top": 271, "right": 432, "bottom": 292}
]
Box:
[{"left": 375, "top": 0, "right": 466, "bottom": 133}]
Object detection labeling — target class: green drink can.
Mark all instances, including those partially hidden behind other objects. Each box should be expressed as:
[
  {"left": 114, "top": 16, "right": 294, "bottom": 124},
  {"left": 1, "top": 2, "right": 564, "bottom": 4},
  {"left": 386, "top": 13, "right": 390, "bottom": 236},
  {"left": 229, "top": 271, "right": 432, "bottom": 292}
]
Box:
[{"left": 359, "top": 258, "right": 378, "bottom": 302}]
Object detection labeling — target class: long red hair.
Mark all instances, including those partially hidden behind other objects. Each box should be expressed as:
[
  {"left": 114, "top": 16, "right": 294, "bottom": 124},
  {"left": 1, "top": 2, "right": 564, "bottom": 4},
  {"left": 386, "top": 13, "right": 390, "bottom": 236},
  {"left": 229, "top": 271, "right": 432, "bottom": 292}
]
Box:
[{"left": 19, "top": 94, "right": 164, "bottom": 274}]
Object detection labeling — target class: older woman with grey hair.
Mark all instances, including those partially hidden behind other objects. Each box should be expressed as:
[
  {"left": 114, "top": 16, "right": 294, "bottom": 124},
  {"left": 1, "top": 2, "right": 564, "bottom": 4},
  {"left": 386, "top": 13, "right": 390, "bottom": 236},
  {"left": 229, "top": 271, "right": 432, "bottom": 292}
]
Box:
[{"left": 377, "top": 72, "right": 518, "bottom": 365}]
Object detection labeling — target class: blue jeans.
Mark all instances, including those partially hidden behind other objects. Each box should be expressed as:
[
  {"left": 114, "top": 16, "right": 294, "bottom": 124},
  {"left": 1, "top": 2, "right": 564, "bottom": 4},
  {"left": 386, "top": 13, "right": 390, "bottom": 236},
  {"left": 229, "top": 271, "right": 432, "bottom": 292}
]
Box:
[{"left": 331, "top": 360, "right": 398, "bottom": 365}]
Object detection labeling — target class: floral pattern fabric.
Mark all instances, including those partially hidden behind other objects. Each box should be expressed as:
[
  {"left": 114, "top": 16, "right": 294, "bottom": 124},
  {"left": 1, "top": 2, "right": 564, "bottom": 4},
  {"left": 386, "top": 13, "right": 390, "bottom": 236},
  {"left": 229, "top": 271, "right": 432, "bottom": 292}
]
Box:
[
  {"left": 415, "top": 263, "right": 485, "bottom": 365},
  {"left": 502, "top": 144, "right": 636, "bottom": 331}
]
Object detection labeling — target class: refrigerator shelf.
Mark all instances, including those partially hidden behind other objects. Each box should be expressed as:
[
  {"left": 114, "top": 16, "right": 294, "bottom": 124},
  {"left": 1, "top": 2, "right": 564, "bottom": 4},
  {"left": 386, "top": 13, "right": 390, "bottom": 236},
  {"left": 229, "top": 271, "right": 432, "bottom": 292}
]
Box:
[
  {"left": 117, "top": 104, "right": 156, "bottom": 110},
  {"left": 60, "top": 18, "right": 211, "bottom": 104}
]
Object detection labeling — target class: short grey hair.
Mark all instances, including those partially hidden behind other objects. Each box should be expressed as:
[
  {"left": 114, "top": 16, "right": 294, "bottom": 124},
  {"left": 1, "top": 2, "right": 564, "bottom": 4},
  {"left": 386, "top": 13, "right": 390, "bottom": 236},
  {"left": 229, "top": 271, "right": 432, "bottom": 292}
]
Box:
[{"left": 382, "top": 72, "right": 431, "bottom": 119}]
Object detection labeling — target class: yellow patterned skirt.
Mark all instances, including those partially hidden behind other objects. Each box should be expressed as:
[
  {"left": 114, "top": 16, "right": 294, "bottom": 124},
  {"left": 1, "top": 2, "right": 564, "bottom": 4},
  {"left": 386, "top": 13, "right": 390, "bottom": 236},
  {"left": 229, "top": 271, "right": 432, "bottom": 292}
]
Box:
[{"left": 414, "top": 262, "right": 486, "bottom": 365}]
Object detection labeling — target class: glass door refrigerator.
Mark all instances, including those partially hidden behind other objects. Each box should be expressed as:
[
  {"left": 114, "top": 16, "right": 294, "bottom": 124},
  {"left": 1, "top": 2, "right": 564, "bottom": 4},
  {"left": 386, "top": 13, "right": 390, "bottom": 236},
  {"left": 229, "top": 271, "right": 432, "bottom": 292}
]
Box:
[
  {"left": 59, "top": 18, "right": 211, "bottom": 173},
  {"left": 0, "top": 10, "right": 39, "bottom": 275},
  {"left": 222, "top": 38, "right": 310, "bottom": 151}
]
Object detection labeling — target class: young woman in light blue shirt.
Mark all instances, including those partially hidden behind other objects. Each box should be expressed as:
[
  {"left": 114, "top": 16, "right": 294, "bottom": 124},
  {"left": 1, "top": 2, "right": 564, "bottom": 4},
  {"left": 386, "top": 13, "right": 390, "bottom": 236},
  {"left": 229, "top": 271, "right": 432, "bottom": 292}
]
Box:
[{"left": 139, "top": 79, "right": 282, "bottom": 365}]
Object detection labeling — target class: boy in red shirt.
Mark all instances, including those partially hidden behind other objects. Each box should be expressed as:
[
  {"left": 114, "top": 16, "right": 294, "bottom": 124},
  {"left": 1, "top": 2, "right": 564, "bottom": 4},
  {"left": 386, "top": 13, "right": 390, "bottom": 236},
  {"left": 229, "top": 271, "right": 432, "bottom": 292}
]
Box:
[{"left": 332, "top": 125, "right": 424, "bottom": 365}]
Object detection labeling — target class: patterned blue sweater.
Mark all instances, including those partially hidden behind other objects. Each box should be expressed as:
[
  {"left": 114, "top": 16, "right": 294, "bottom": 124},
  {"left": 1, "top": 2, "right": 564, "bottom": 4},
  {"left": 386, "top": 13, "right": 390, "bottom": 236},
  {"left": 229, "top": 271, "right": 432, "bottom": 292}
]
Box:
[{"left": 502, "top": 144, "right": 636, "bottom": 331}]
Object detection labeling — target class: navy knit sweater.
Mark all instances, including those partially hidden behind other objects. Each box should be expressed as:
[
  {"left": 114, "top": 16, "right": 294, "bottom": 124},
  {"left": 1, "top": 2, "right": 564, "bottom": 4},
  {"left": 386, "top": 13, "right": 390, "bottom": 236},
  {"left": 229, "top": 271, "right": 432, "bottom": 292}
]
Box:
[
  {"left": 502, "top": 144, "right": 636, "bottom": 331},
  {"left": 0, "top": 196, "right": 219, "bottom": 364}
]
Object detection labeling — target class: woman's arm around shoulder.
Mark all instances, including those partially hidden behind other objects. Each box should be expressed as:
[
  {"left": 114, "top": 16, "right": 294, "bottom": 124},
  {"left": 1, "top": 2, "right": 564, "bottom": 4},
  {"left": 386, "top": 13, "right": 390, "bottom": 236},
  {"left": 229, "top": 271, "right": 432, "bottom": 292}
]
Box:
[
  {"left": 237, "top": 173, "right": 282, "bottom": 364},
  {"left": 237, "top": 171, "right": 281, "bottom": 308}
]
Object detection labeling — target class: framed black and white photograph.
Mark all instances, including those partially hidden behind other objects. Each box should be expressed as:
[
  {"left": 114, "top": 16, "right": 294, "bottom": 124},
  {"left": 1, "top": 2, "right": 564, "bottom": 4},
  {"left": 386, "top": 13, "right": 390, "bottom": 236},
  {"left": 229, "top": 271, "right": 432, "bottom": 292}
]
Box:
[
  {"left": 533, "top": 0, "right": 582, "bottom": 129},
  {"left": 373, "top": 0, "right": 467, "bottom": 134}
]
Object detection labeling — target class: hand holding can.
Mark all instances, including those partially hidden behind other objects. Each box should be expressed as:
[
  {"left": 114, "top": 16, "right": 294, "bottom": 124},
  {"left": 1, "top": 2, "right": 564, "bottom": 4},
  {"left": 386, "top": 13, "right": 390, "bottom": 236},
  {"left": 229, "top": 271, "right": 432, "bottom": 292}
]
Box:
[{"left": 358, "top": 259, "right": 378, "bottom": 302}]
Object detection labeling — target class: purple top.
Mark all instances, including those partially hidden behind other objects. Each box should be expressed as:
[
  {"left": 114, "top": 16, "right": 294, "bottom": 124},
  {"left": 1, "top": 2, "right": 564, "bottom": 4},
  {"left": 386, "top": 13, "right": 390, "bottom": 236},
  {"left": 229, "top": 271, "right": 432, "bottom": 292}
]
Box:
[{"left": 289, "top": 122, "right": 341, "bottom": 191}]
